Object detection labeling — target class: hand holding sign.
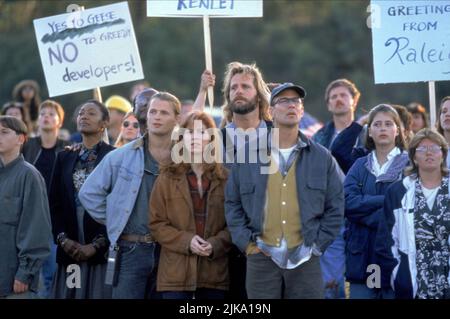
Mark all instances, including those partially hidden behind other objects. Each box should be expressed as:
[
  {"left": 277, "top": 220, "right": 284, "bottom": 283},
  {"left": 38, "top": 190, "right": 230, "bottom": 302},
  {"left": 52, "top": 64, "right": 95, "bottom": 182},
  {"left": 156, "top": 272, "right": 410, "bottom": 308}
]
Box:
[
  {"left": 34, "top": 2, "right": 143, "bottom": 97},
  {"left": 147, "top": 0, "right": 263, "bottom": 109}
]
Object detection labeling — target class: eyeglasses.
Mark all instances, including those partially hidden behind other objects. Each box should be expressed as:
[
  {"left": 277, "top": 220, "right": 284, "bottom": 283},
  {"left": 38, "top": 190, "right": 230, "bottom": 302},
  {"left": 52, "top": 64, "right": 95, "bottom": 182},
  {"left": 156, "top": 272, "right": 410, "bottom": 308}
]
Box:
[
  {"left": 273, "top": 97, "right": 302, "bottom": 107},
  {"left": 416, "top": 145, "right": 442, "bottom": 154},
  {"left": 123, "top": 121, "right": 139, "bottom": 129}
]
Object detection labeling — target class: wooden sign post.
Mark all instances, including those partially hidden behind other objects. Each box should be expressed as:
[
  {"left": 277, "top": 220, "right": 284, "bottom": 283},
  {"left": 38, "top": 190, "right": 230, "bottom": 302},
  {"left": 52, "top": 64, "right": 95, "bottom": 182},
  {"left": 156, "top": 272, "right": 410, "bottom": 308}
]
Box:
[
  {"left": 203, "top": 15, "right": 214, "bottom": 108},
  {"left": 147, "top": 0, "right": 263, "bottom": 109}
]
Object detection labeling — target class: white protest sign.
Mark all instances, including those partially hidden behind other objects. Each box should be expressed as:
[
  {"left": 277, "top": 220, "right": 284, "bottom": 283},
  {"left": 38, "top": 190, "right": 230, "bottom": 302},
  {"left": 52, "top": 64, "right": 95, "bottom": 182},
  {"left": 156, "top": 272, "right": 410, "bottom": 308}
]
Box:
[
  {"left": 147, "top": 0, "right": 263, "bottom": 108},
  {"left": 147, "top": 0, "right": 263, "bottom": 17},
  {"left": 34, "top": 2, "right": 144, "bottom": 97},
  {"left": 371, "top": 0, "right": 450, "bottom": 84}
]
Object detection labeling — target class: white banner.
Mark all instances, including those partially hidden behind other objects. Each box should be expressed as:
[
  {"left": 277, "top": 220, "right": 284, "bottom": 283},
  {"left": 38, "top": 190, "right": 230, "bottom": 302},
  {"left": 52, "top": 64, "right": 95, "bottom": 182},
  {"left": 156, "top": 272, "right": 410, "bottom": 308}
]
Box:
[
  {"left": 34, "top": 2, "right": 144, "bottom": 97},
  {"left": 371, "top": 0, "right": 450, "bottom": 84},
  {"left": 147, "top": 0, "right": 263, "bottom": 17}
]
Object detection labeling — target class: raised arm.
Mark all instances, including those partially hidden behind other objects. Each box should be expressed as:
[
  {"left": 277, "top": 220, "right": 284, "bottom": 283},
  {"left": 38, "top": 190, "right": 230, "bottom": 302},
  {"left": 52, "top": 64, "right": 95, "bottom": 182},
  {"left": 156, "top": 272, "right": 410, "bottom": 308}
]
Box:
[{"left": 193, "top": 69, "right": 216, "bottom": 112}]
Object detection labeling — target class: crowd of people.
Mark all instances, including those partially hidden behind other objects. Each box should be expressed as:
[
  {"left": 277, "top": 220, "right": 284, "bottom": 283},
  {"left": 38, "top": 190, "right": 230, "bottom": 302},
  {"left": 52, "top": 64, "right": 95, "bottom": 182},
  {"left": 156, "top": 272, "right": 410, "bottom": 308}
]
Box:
[{"left": 1, "top": 61, "right": 450, "bottom": 299}]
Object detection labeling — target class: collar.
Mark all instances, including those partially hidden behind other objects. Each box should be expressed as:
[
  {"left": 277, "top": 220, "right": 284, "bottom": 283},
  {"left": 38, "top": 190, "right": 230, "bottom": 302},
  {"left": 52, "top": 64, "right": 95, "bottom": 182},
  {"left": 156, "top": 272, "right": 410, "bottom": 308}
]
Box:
[
  {"left": 371, "top": 147, "right": 401, "bottom": 165},
  {"left": 132, "top": 135, "right": 145, "bottom": 149},
  {"left": 367, "top": 148, "right": 408, "bottom": 183},
  {"left": 226, "top": 119, "right": 267, "bottom": 130},
  {"left": 0, "top": 154, "right": 24, "bottom": 170},
  {"left": 79, "top": 140, "right": 103, "bottom": 155},
  {"left": 271, "top": 129, "right": 308, "bottom": 151}
]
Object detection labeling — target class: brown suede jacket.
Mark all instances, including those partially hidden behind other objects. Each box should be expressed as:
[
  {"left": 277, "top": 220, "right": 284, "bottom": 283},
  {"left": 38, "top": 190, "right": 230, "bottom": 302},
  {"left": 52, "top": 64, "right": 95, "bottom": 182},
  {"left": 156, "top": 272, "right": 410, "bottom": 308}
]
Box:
[{"left": 149, "top": 167, "right": 231, "bottom": 292}]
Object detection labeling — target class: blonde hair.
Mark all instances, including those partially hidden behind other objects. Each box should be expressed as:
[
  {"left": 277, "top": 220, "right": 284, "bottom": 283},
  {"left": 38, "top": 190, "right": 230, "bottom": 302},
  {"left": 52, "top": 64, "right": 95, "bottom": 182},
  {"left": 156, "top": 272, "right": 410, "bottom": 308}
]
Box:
[
  {"left": 221, "top": 62, "right": 271, "bottom": 128},
  {"left": 114, "top": 111, "right": 139, "bottom": 148},
  {"left": 149, "top": 92, "right": 181, "bottom": 116}
]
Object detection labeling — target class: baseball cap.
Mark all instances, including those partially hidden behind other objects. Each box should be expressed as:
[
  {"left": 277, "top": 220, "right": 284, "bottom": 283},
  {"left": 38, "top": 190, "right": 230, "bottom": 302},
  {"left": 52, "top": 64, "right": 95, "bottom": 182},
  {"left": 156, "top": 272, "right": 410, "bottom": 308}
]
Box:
[{"left": 270, "top": 82, "right": 306, "bottom": 105}]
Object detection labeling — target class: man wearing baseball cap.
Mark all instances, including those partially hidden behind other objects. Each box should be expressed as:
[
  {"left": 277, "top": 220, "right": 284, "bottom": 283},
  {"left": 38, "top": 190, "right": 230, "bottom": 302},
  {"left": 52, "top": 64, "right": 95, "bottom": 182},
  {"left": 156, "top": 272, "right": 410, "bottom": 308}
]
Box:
[{"left": 225, "top": 83, "right": 344, "bottom": 298}]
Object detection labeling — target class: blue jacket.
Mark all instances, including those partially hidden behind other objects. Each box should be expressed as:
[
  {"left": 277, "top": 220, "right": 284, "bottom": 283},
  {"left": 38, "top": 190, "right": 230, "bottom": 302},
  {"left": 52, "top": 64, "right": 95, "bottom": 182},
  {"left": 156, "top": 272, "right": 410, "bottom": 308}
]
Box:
[
  {"left": 225, "top": 132, "right": 345, "bottom": 254},
  {"left": 376, "top": 176, "right": 450, "bottom": 298},
  {"left": 79, "top": 136, "right": 153, "bottom": 246},
  {"left": 344, "top": 151, "right": 408, "bottom": 283},
  {"left": 312, "top": 121, "right": 363, "bottom": 174}
]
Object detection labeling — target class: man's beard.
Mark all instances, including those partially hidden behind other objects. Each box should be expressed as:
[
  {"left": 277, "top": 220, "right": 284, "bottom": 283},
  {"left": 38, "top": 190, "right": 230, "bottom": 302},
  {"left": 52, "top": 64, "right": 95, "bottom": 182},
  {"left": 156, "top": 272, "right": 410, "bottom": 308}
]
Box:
[{"left": 230, "top": 96, "right": 258, "bottom": 115}]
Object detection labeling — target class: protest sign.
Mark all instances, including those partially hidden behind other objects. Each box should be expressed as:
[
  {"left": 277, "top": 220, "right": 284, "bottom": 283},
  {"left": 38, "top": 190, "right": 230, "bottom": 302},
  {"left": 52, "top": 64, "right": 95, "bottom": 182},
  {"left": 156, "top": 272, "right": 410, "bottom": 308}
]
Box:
[
  {"left": 34, "top": 2, "right": 144, "bottom": 97},
  {"left": 146, "top": 0, "right": 263, "bottom": 18},
  {"left": 370, "top": 0, "right": 450, "bottom": 125},
  {"left": 147, "top": 0, "right": 263, "bottom": 108},
  {"left": 371, "top": 0, "right": 450, "bottom": 84}
]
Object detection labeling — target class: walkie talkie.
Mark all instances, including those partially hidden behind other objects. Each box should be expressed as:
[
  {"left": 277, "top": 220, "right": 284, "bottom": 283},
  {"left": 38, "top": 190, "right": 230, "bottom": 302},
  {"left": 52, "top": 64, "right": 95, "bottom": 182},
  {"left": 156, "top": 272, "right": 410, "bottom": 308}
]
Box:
[{"left": 105, "top": 245, "right": 120, "bottom": 286}]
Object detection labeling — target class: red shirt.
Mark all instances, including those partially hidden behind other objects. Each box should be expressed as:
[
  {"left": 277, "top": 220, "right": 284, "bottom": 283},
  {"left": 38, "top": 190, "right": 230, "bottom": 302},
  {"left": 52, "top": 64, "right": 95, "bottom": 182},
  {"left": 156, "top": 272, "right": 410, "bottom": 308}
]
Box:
[{"left": 186, "top": 172, "right": 211, "bottom": 238}]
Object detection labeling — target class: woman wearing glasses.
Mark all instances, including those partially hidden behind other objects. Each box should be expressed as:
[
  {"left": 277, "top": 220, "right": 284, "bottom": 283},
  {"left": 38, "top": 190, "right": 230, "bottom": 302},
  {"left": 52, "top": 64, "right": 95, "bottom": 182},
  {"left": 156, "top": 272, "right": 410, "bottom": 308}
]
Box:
[
  {"left": 344, "top": 104, "right": 408, "bottom": 299},
  {"left": 377, "top": 128, "right": 450, "bottom": 299},
  {"left": 114, "top": 111, "right": 140, "bottom": 148}
]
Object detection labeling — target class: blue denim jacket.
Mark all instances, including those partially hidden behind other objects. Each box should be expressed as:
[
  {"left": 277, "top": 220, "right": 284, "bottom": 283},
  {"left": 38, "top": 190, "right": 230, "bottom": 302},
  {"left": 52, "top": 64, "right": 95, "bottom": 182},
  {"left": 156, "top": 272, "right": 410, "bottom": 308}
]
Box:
[{"left": 79, "top": 136, "right": 148, "bottom": 246}]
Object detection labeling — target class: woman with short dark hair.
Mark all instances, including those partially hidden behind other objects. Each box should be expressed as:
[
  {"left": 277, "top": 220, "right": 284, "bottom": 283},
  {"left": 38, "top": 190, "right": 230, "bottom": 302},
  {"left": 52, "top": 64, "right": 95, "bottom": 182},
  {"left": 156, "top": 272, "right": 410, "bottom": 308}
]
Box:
[{"left": 49, "top": 100, "right": 114, "bottom": 299}]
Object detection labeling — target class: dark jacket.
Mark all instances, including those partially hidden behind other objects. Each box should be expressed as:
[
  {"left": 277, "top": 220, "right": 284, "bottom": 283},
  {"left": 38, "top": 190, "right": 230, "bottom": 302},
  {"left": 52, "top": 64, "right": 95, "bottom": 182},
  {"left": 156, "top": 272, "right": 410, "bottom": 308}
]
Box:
[
  {"left": 374, "top": 176, "right": 449, "bottom": 298},
  {"left": 0, "top": 156, "right": 51, "bottom": 296},
  {"left": 375, "top": 180, "right": 412, "bottom": 297},
  {"left": 225, "top": 132, "right": 345, "bottom": 254},
  {"left": 344, "top": 152, "right": 408, "bottom": 283},
  {"left": 149, "top": 168, "right": 231, "bottom": 291},
  {"left": 22, "top": 136, "right": 69, "bottom": 165},
  {"left": 312, "top": 121, "right": 363, "bottom": 174},
  {"left": 49, "top": 142, "right": 114, "bottom": 266}
]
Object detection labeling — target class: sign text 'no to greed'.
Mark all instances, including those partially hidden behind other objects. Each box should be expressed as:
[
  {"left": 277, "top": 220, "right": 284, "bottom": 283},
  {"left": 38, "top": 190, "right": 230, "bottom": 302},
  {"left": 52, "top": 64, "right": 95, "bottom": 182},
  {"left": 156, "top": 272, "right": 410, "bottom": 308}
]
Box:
[{"left": 34, "top": 1, "right": 143, "bottom": 97}]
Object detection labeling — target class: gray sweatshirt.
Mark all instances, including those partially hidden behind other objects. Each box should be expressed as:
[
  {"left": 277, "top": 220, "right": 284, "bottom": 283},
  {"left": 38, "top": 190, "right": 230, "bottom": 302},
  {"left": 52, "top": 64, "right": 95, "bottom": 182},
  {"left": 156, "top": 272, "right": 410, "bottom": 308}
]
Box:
[{"left": 0, "top": 155, "right": 51, "bottom": 296}]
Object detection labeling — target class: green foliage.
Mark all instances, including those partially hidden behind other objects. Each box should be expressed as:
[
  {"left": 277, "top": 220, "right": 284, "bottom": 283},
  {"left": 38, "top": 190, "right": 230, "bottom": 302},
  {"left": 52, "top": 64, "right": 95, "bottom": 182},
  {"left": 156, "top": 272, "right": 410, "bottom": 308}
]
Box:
[{"left": 1, "top": 0, "right": 448, "bottom": 133}]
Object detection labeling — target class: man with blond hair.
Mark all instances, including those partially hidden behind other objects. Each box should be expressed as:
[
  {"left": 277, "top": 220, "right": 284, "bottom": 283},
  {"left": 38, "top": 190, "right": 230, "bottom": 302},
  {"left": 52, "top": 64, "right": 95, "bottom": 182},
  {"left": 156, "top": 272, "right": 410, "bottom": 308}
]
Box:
[{"left": 79, "top": 92, "right": 180, "bottom": 299}]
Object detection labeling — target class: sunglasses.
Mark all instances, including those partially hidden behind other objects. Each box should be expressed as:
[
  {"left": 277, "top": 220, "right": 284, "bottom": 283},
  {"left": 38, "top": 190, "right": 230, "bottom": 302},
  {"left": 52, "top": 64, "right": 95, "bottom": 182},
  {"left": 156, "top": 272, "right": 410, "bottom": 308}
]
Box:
[{"left": 123, "top": 121, "right": 139, "bottom": 129}]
